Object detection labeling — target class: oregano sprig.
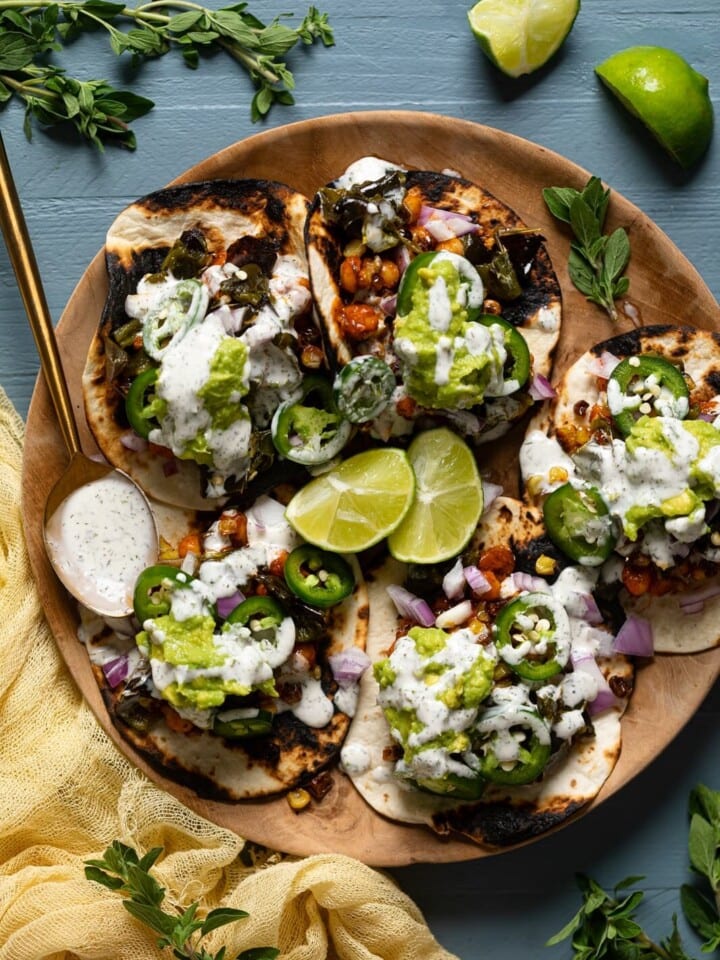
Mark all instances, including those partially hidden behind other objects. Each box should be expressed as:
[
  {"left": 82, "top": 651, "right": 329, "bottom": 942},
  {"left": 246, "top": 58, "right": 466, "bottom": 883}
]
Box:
[
  {"left": 543, "top": 175, "right": 631, "bottom": 322},
  {"left": 681, "top": 784, "right": 720, "bottom": 952},
  {"left": 85, "top": 841, "right": 279, "bottom": 960},
  {"left": 0, "top": 1, "right": 334, "bottom": 148},
  {"left": 546, "top": 874, "right": 694, "bottom": 960}
]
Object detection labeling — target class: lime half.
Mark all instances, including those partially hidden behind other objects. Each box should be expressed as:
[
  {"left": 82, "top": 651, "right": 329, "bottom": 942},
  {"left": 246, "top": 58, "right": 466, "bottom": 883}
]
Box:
[
  {"left": 596, "top": 46, "right": 713, "bottom": 169},
  {"left": 388, "top": 428, "right": 484, "bottom": 564},
  {"left": 285, "top": 448, "right": 415, "bottom": 553},
  {"left": 468, "top": 0, "right": 580, "bottom": 78}
]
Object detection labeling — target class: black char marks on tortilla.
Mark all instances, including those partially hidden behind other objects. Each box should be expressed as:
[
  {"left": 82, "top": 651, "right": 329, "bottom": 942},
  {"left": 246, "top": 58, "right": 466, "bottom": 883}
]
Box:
[{"left": 431, "top": 796, "right": 586, "bottom": 847}]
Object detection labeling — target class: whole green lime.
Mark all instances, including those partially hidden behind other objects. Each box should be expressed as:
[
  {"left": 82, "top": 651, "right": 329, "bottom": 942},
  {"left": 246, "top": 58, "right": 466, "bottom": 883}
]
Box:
[{"left": 596, "top": 46, "right": 713, "bottom": 169}]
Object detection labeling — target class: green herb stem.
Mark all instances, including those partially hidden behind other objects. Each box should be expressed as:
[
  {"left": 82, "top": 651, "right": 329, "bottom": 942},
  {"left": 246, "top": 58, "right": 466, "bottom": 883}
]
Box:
[{"left": 0, "top": 0, "right": 334, "bottom": 146}]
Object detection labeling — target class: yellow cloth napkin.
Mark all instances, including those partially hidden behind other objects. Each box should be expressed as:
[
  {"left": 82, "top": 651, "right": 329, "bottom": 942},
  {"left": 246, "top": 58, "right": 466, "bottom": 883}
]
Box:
[{"left": 0, "top": 387, "right": 458, "bottom": 960}]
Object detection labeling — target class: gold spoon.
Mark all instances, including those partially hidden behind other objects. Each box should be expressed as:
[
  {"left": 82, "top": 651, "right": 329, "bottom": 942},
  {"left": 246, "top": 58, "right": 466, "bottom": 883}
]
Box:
[{"left": 0, "top": 133, "right": 158, "bottom": 618}]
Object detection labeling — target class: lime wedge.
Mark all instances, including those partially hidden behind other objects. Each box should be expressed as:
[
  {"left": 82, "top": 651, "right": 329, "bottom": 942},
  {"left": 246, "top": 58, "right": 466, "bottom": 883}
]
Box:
[
  {"left": 388, "top": 428, "right": 484, "bottom": 564},
  {"left": 596, "top": 46, "right": 713, "bottom": 169},
  {"left": 285, "top": 448, "right": 415, "bottom": 553},
  {"left": 467, "top": 0, "right": 580, "bottom": 78}
]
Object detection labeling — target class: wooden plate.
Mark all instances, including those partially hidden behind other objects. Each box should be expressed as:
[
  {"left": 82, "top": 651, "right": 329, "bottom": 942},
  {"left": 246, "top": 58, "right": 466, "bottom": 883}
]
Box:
[{"left": 21, "top": 111, "right": 720, "bottom": 866}]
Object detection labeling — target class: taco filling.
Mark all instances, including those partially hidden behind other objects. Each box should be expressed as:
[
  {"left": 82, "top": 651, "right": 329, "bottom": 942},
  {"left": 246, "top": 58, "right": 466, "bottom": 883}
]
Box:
[
  {"left": 80, "top": 494, "right": 370, "bottom": 800},
  {"left": 83, "top": 179, "right": 325, "bottom": 509},
  {"left": 521, "top": 325, "right": 720, "bottom": 651},
  {"left": 341, "top": 498, "right": 633, "bottom": 844},
  {"left": 305, "top": 156, "right": 562, "bottom": 443}
]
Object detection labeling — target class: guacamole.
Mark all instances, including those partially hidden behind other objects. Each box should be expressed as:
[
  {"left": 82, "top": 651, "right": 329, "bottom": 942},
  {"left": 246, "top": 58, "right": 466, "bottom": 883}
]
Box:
[
  {"left": 373, "top": 625, "right": 497, "bottom": 779},
  {"left": 574, "top": 415, "right": 720, "bottom": 542},
  {"left": 393, "top": 253, "right": 507, "bottom": 410},
  {"left": 138, "top": 610, "right": 294, "bottom": 711}
]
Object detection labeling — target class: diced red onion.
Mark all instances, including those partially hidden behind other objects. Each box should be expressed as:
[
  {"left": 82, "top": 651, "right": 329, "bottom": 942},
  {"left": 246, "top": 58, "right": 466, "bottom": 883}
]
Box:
[
  {"left": 698, "top": 412, "right": 716, "bottom": 423},
  {"left": 588, "top": 686, "right": 618, "bottom": 715},
  {"left": 329, "top": 647, "right": 372, "bottom": 688},
  {"left": 417, "top": 205, "right": 479, "bottom": 238},
  {"left": 528, "top": 373, "right": 557, "bottom": 401},
  {"left": 163, "top": 458, "right": 180, "bottom": 477},
  {"left": 680, "top": 600, "right": 705, "bottom": 615},
  {"left": 612, "top": 614, "right": 654, "bottom": 657},
  {"left": 678, "top": 582, "right": 720, "bottom": 612},
  {"left": 581, "top": 592, "right": 604, "bottom": 625},
  {"left": 386, "top": 585, "right": 436, "bottom": 627},
  {"left": 442, "top": 559, "right": 466, "bottom": 600},
  {"left": 395, "top": 245, "right": 412, "bottom": 275},
  {"left": 216, "top": 590, "right": 246, "bottom": 619},
  {"left": 585, "top": 350, "right": 622, "bottom": 379},
  {"left": 481, "top": 480, "right": 503, "bottom": 511},
  {"left": 435, "top": 600, "right": 473, "bottom": 629},
  {"left": 508, "top": 571, "right": 548, "bottom": 593},
  {"left": 571, "top": 649, "right": 617, "bottom": 714},
  {"left": 464, "top": 565, "right": 491, "bottom": 596},
  {"left": 102, "top": 655, "right": 129, "bottom": 689},
  {"left": 380, "top": 294, "right": 397, "bottom": 316},
  {"left": 120, "top": 430, "right": 148, "bottom": 452}
]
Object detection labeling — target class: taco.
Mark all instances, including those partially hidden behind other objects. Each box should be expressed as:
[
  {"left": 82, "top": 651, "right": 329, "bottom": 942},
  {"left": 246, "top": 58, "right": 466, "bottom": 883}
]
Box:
[
  {"left": 79, "top": 494, "right": 370, "bottom": 800},
  {"left": 82, "top": 178, "right": 322, "bottom": 511},
  {"left": 340, "top": 496, "right": 633, "bottom": 847},
  {"left": 520, "top": 324, "right": 720, "bottom": 654},
  {"left": 304, "top": 156, "right": 562, "bottom": 443}
]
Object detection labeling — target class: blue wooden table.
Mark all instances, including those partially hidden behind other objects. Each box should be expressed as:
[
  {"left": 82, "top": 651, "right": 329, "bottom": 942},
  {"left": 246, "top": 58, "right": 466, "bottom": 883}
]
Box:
[{"left": 1, "top": 2, "right": 718, "bottom": 956}]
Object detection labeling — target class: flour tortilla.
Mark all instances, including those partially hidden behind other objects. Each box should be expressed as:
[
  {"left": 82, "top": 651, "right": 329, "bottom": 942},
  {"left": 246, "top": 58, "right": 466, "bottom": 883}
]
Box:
[
  {"left": 305, "top": 166, "right": 562, "bottom": 440},
  {"left": 81, "top": 504, "right": 370, "bottom": 801},
  {"left": 344, "top": 497, "right": 632, "bottom": 847},
  {"left": 525, "top": 324, "right": 720, "bottom": 654},
  {"left": 82, "top": 179, "right": 311, "bottom": 511}
]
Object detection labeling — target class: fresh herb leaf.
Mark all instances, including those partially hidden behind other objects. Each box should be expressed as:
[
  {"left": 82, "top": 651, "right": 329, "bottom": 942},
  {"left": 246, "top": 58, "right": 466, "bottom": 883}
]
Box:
[
  {"left": 682, "top": 785, "right": 720, "bottom": 951},
  {"left": 0, "top": 0, "right": 334, "bottom": 147},
  {"left": 546, "top": 875, "right": 696, "bottom": 959},
  {"left": 85, "top": 842, "right": 275, "bottom": 960},
  {"left": 543, "top": 175, "right": 631, "bottom": 322}
]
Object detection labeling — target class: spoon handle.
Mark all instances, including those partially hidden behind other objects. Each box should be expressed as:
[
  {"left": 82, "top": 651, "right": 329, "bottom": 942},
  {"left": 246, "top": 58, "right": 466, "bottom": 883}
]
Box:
[{"left": 0, "top": 133, "right": 81, "bottom": 457}]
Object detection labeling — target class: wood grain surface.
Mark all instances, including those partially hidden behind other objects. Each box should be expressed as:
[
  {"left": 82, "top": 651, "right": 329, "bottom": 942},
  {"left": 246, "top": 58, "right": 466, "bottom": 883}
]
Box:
[{"left": 20, "top": 112, "right": 720, "bottom": 867}]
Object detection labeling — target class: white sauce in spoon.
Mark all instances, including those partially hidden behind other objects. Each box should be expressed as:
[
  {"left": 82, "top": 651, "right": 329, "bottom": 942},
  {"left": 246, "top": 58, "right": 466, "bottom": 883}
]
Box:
[{"left": 45, "top": 472, "right": 157, "bottom": 616}]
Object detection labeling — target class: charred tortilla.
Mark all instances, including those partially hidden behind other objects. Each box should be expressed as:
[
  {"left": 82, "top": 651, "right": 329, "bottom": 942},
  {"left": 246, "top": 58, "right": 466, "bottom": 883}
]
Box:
[
  {"left": 83, "top": 179, "right": 316, "bottom": 511},
  {"left": 80, "top": 497, "right": 370, "bottom": 801},
  {"left": 342, "top": 497, "right": 632, "bottom": 847},
  {"left": 305, "top": 159, "right": 562, "bottom": 442},
  {"left": 521, "top": 325, "right": 720, "bottom": 653}
]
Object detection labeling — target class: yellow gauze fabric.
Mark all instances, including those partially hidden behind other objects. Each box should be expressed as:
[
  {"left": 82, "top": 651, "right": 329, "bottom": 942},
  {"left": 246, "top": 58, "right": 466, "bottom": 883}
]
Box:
[{"left": 0, "top": 387, "right": 458, "bottom": 960}]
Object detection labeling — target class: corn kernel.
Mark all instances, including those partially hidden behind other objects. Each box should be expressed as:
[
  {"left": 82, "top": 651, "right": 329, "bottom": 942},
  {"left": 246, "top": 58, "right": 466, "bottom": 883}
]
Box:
[
  {"left": 287, "top": 789, "right": 311, "bottom": 811},
  {"left": 535, "top": 554, "right": 557, "bottom": 576},
  {"left": 526, "top": 475, "right": 544, "bottom": 498},
  {"left": 548, "top": 466, "right": 568, "bottom": 484}
]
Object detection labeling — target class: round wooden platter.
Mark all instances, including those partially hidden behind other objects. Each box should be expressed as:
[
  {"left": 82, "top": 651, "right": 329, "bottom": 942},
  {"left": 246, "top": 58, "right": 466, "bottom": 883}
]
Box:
[{"left": 21, "top": 111, "right": 720, "bottom": 866}]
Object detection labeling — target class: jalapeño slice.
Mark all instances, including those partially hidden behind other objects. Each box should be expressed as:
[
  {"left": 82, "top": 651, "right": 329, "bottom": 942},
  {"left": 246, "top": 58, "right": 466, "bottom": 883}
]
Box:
[
  {"left": 125, "top": 367, "right": 161, "bottom": 439},
  {"left": 607, "top": 355, "right": 689, "bottom": 436},
  {"left": 494, "top": 592, "right": 571, "bottom": 682},
  {"left": 333, "top": 355, "right": 396, "bottom": 423},
  {"left": 142, "top": 279, "right": 209, "bottom": 361},
  {"left": 475, "top": 705, "right": 552, "bottom": 785},
  {"left": 477, "top": 314, "right": 531, "bottom": 396},
  {"left": 543, "top": 482, "right": 615, "bottom": 566},
  {"left": 271, "top": 375, "right": 352, "bottom": 465},
  {"left": 395, "top": 250, "right": 484, "bottom": 320},
  {"left": 133, "top": 564, "right": 194, "bottom": 622},
  {"left": 213, "top": 708, "right": 274, "bottom": 739},
  {"left": 225, "top": 595, "right": 284, "bottom": 629},
  {"left": 284, "top": 544, "right": 354, "bottom": 608},
  {"left": 416, "top": 772, "right": 486, "bottom": 801}
]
